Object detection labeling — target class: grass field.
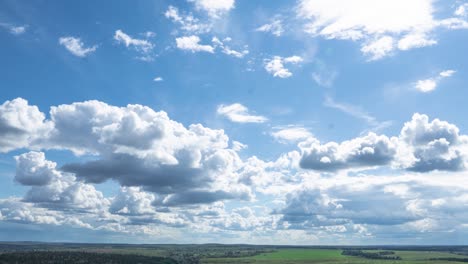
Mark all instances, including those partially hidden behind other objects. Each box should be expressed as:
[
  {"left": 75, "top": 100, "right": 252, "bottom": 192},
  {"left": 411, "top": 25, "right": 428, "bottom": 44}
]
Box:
[{"left": 202, "top": 249, "right": 468, "bottom": 263}]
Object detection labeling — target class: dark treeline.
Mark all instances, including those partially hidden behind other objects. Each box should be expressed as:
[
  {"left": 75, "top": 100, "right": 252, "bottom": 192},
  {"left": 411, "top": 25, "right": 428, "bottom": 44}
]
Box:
[
  {"left": 0, "top": 251, "right": 176, "bottom": 264},
  {"left": 430, "top": 258, "right": 468, "bottom": 262},
  {"left": 341, "top": 250, "right": 402, "bottom": 260}
]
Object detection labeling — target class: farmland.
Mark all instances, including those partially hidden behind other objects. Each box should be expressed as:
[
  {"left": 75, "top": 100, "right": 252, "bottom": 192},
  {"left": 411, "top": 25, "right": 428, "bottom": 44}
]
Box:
[{"left": 2, "top": 243, "right": 468, "bottom": 263}]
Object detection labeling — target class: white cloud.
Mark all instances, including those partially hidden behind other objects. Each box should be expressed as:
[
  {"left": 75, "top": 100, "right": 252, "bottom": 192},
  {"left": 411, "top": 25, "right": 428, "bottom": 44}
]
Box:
[
  {"left": 397, "top": 33, "right": 437, "bottom": 51},
  {"left": 217, "top": 103, "right": 267, "bottom": 123},
  {"left": 59, "top": 37, "right": 97, "bottom": 57},
  {"left": 114, "top": 30, "right": 154, "bottom": 60},
  {"left": 360, "top": 36, "right": 394, "bottom": 61},
  {"left": 415, "top": 79, "right": 437, "bottom": 93},
  {"left": 264, "top": 56, "right": 303, "bottom": 78},
  {"left": 455, "top": 3, "right": 468, "bottom": 17},
  {"left": 0, "top": 98, "right": 52, "bottom": 152},
  {"left": 212, "top": 37, "right": 248, "bottom": 58},
  {"left": 415, "top": 69, "right": 456, "bottom": 93},
  {"left": 272, "top": 127, "right": 313, "bottom": 143},
  {"left": 176, "top": 35, "right": 214, "bottom": 53},
  {"left": 153, "top": 77, "right": 163, "bottom": 82},
  {"left": 189, "top": 0, "right": 235, "bottom": 18},
  {"left": 165, "top": 6, "right": 212, "bottom": 34},
  {"left": 297, "top": 0, "right": 468, "bottom": 59},
  {"left": 0, "top": 23, "right": 27, "bottom": 35},
  {"left": 296, "top": 113, "right": 468, "bottom": 173},
  {"left": 299, "top": 133, "right": 398, "bottom": 171},
  {"left": 256, "top": 19, "right": 284, "bottom": 37}
]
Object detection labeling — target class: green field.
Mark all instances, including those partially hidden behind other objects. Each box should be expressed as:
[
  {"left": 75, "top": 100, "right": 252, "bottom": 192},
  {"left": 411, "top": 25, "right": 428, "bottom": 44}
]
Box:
[{"left": 202, "top": 249, "right": 468, "bottom": 263}]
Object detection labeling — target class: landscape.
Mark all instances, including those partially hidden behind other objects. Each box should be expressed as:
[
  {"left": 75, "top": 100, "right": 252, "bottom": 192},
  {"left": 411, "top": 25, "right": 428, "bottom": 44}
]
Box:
[
  {"left": 3, "top": 243, "right": 468, "bottom": 263},
  {"left": 2, "top": 0, "right": 468, "bottom": 263}
]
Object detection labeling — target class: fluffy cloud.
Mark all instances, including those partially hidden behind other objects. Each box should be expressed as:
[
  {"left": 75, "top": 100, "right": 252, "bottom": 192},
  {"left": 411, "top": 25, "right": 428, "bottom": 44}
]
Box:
[
  {"left": 399, "top": 113, "right": 467, "bottom": 172},
  {"left": 264, "top": 56, "right": 303, "bottom": 78},
  {"left": 59, "top": 37, "right": 97, "bottom": 57},
  {"left": 1, "top": 98, "right": 252, "bottom": 208},
  {"left": 217, "top": 103, "right": 267, "bottom": 123},
  {"left": 296, "top": 113, "right": 468, "bottom": 173},
  {"left": 415, "top": 70, "right": 456, "bottom": 93},
  {"left": 3, "top": 97, "right": 468, "bottom": 242},
  {"left": 176, "top": 35, "right": 214, "bottom": 53},
  {"left": 299, "top": 133, "right": 398, "bottom": 171},
  {"left": 0, "top": 98, "right": 51, "bottom": 152},
  {"left": 114, "top": 30, "right": 154, "bottom": 60},
  {"left": 296, "top": 0, "right": 468, "bottom": 59},
  {"left": 276, "top": 173, "right": 468, "bottom": 235},
  {"left": 15, "top": 152, "right": 58, "bottom": 186}
]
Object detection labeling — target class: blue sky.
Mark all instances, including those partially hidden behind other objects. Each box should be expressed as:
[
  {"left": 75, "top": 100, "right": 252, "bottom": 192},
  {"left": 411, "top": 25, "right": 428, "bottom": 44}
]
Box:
[{"left": 1, "top": 0, "right": 468, "bottom": 244}]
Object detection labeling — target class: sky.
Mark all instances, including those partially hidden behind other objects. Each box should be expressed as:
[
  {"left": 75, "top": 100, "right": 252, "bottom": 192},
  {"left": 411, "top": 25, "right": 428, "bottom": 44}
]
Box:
[{"left": 1, "top": 0, "right": 468, "bottom": 245}]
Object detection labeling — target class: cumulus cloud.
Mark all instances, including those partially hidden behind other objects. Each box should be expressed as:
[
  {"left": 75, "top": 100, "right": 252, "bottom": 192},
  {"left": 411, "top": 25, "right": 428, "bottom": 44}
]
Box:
[
  {"left": 3, "top": 97, "right": 468, "bottom": 242},
  {"left": 256, "top": 19, "right": 284, "bottom": 37},
  {"left": 176, "top": 35, "right": 214, "bottom": 53},
  {"left": 296, "top": 113, "right": 468, "bottom": 173},
  {"left": 114, "top": 30, "right": 154, "bottom": 60},
  {"left": 264, "top": 56, "right": 303, "bottom": 78},
  {"left": 0, "top": 98, "right": 51, "bottom": 152},
  {"left": 296, "top": 0, "right": 468, "bottom": 59},
  {"left": 59, "top": 37, "right": 97, "bottom": 57},
  {"left": 399, "top": 113, "right": 467, "bottom": 172},
  {"left": 299, "top": 133, "right": 398, "bottom": 171},
  {"left": 217, "top": 103, "right": 267, "bottom": 123},
  {"left": 415, "top": 70, "right": 456, "bottom": 93},
  {"left": 15, "top": 152, "right": 58, "bottom": 186},
  {"left": 1, "top": 98, "right": 252, "bottom": 208}
]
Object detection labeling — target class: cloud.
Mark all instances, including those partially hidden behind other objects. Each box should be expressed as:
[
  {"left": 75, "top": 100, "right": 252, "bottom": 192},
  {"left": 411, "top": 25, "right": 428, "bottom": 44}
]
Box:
[
  {"left": 256, "top": 19, "right": 284, "bottom": 37},
  {"left": 212, "top": 37, "right": 249, "bottom": 58},
  {"left": 296, "top": 0, "right": 468, "bottom": 59},
  {"left": 299, "top": 133, "right": 398, "bottom": 171},
  {"left": 415, "top": 69, "right": 456, "bottom": 93},
  {"left": 399, "top": 113, "right": 466, "bottom": 172},
  {"left": 217, "top": 103, "right": 267, "bottom": 123},
  {"left": 296, "top": 113, "right": 468, "bottom": 173},
  {"left": 0, "top": 23, "right": 27, "bottom": 35},
  {"left": 176, "top": 35, "right": 214, "bottom": 53},
  {"left": 360, "top": 36, "right": 395, "bottom": 61},
  {"left": 188, "top": 0, "right": 235, "bottom": 18},
  {"left": 110, "top": 187, "right": 155, "bottom": 215},
  {"left": 455, "top": 3, "right": 468, "bottom": 17},
  {"left": 15, "top": 152, "right": 58, "bottom": 186},
  {"left": 264, "top": 56, "right": 303, "bottom": 78},
  {"left": 0, "top": 98, "right": 51, "bottom": 152},
  {"left": 114, "top": 30, "right": 154, "bottom": 60},
  {"left": 3, "top": 97, "right": 468, "bottom": 242},
  {"left": 324, "top": 96, "right": 392, "bottom": 131},
  {"left": 153, "top": 77, "right": 163, "bottom": 82},
  {"left": 59, "top": 37, "right": 97, "bottom": 57},
  {"left": 165, "top": 6, "right": 212, "bottom": 34},
  {"left": 0, "top": 98, "right": 253, "bottom": 208},
  {"left": 272, "top": 126, "right": 313, "bottom": 143}
]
